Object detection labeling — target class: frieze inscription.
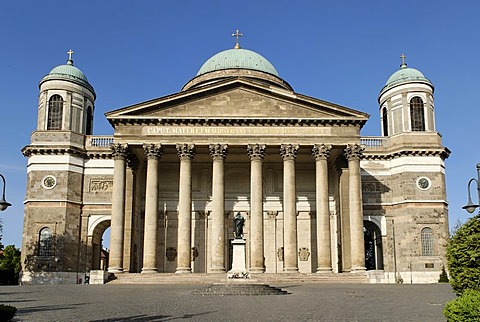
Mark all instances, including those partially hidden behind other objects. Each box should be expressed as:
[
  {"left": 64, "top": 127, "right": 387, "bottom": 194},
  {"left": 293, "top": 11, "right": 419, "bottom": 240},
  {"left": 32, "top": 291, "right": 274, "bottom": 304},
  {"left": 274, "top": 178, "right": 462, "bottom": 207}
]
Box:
[{"left": 143, "top": 126, "right": 331, "bottom": 136}]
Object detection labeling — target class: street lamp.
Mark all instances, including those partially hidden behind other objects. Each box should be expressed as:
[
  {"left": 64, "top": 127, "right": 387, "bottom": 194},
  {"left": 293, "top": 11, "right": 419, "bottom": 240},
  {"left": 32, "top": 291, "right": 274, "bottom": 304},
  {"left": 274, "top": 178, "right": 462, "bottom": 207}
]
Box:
[
  {"left": 462, "top": 163, "right": 480, "bottom": 214},
  {"left": 0, "top": 174, "right": 12, "bottom": 211}
]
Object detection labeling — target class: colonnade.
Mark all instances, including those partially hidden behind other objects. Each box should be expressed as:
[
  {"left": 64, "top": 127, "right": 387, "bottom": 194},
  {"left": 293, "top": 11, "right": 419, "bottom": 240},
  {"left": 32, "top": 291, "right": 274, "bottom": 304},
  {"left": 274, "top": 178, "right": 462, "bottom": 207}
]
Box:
[{"left": 107, "top": 143, "right": 366, "bottom": 274}]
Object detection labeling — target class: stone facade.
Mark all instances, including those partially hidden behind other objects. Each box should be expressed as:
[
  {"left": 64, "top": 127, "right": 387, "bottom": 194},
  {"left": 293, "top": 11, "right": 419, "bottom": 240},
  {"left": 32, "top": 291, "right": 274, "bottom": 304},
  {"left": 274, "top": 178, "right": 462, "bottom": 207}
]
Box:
[{"left": 21, "top": 47, "right": 449, "bottom": 284}]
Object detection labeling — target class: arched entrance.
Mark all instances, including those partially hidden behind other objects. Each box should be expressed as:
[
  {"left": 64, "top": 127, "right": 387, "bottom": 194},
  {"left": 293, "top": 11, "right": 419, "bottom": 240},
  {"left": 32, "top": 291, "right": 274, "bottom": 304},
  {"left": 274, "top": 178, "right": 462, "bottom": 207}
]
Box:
[
  {"left": 364, "top": 220, "right": 383, "bottom": 270},
  {"left": 88, "top": 216, "right": 111, "bottom": 271}
]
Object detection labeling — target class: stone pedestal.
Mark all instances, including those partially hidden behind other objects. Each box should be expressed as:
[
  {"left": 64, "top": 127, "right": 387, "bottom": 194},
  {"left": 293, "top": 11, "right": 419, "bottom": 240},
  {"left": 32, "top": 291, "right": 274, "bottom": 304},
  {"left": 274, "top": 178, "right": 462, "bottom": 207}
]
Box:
[{"left": 227, "top": 239, "right": 247, "bottom": 277}]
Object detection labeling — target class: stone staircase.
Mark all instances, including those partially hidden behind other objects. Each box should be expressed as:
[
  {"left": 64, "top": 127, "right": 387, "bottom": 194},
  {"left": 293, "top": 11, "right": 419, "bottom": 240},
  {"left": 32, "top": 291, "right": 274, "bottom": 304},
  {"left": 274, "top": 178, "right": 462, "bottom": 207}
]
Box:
[{"left": 107, "top": 272, "right": 369, "bottom": 285}]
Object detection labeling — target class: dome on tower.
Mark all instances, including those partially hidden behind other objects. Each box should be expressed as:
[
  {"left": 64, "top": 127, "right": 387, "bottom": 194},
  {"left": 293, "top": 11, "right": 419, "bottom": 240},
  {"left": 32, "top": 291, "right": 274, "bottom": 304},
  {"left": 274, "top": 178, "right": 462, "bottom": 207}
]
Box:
[
  {"left": 40, "top": 50, "right": 95, "bottom": 95},
  {"left": 380, "top": 57, "right": 432, "bottom": 96},
  {"left": 197, "top": 48, "right": 279, "bottom": 76}
]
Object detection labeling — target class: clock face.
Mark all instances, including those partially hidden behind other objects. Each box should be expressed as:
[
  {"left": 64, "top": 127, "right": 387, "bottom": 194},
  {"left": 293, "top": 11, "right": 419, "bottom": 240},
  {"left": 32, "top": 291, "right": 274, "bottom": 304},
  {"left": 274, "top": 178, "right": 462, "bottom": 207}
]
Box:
[
  {"left": 417, "top": 177, "right": 430, "bottom": 190},
  {"left": 43, "top": 176, "right": 56, "bottom": 189}
]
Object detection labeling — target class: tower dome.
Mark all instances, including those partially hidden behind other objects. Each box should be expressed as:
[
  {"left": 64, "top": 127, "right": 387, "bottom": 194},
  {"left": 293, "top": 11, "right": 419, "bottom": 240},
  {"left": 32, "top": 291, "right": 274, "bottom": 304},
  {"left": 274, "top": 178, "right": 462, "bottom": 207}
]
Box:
[
  {"left": 380, "top": 57, "right": 432, "bottom": 97},
  {"left": 40, "top": 50, "right": 95, "bottom": 95}
]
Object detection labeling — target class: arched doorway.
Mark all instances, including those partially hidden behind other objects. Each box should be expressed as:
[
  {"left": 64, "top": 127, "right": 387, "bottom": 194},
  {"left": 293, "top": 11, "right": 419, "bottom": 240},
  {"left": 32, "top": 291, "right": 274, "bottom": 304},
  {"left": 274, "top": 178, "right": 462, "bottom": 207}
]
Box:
[
  {"left": 364, "top": 220, "right": 383, "bottom": 270},
  {"left": 88, "top": 216, "right": 111, "bottom": 271}
]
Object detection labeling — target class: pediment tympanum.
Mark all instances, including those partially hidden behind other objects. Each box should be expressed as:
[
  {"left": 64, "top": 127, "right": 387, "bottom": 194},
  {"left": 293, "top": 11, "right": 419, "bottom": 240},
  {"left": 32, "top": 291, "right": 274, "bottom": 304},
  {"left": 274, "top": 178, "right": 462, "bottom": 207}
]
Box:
[{"left": 106, "top": 78, "right": 369, "bottom": 125}]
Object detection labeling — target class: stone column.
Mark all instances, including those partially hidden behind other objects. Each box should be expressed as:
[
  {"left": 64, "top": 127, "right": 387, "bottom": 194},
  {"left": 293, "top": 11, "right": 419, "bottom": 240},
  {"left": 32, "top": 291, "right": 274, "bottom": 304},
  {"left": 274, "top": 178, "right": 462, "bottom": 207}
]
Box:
[
  {"left": 312, "top": 144, "right": 332, "bottom": 273},
  {"left": 247, "top": 144, "right": 266, "bottom": 273},
  {"left": 142, "top": 144, "right": 163, "bottom": 273},
  {"left": 108, "top": 143, "right": 129, "bottom": 273},
  {"left": 280, "top": 144, "right": 299, "bottom": 272},
  {"left": 124, "top": 155, "right": 139, "bottom": 272},
  {"left": 209, "top": 143, "right": 228, "bottom": 273},
  {"left": 344, "top": 144, "right": 366, "bottom": 272},
  {"left": 176, "top": 144, "right": 195, "bottom": 273}
]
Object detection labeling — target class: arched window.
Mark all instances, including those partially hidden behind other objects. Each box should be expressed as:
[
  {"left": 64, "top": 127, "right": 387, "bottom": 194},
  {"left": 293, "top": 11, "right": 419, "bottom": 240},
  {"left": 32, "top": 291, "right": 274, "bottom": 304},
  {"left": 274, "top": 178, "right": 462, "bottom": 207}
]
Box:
[
  {"left": 38, "top": 227, "right": 53, "bottom": 256},
  {"left": 47, "top": 94, "right": 64, "bottom": 130},
  {"left": 421, "top": 227, "right": 434, "bottom": 256},
  {"left": 382, "top": 107, "right": 388, "bottom": 136},
  {"left": 410, "top": 97, "right": 425, "bottom": 131},
  {"left": 86, "top": 106, "right": 93, "bottom": 135}
]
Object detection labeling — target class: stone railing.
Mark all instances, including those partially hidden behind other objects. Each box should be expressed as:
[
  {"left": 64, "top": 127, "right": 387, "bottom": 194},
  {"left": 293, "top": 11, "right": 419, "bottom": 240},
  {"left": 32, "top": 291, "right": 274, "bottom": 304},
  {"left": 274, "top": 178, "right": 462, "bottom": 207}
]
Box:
[
  {"left": 360, "top": 137, "right": 389, "bottom": 149},
  {"left": 86, "top": 136, "right": 114, "bottom": 148}
]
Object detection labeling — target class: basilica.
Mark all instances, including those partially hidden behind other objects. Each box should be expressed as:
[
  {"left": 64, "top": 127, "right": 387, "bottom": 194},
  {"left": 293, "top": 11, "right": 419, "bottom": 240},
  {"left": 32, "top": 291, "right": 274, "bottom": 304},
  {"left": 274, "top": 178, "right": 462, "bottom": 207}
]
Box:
[{"left": 21, "top": 36, "right": 450, "bottom": 284}]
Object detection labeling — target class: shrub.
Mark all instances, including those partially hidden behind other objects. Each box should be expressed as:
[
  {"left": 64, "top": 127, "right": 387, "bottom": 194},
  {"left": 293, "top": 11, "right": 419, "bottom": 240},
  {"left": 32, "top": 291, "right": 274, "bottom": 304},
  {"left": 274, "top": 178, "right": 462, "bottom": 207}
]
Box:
[
  {"left": 439, "top": 265, "right": 449, "bottom": 283},
  {"left": 446, "top": 215, "right": 480, "bottom": 295},
  {"left": 0, "top": 304, "right": 17, "bottom": 321},
  {"left": 443, "top": 289, "right": 480, "bottom": 322}
]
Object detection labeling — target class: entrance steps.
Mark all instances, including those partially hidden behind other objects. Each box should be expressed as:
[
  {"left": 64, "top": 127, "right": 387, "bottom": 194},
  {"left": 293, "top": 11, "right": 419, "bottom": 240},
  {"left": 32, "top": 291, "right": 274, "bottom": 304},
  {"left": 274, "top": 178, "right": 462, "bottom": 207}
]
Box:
[{"left": 107, "top": 272, "right": 369, "bottom": 285}]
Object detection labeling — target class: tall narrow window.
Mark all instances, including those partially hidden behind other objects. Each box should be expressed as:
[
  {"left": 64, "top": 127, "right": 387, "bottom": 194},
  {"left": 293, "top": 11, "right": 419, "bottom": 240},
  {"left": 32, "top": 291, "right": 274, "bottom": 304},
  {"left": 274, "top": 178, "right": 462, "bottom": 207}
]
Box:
[
  {"left": 421, "top": 227, "right": 434, "bottom": 256},
  {"left": 38, "top": 227, "right": 54, "bottom": 256},
  {"left": 47, "top": 94, "right": 64, "bottom": 130},
  {"left": 410, "top": 97, "right": 425, "bottom": 131},
  {"left": 382, "top": 107, "right": 388, "bottom": 136},
  {"left": 86, "top": 106, "right": 93, "bottom": 135}
]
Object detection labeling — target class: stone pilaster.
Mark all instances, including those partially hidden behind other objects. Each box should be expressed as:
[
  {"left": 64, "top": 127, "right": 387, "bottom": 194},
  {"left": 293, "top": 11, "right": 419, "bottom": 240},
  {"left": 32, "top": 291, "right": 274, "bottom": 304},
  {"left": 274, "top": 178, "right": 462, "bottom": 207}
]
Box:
[
  {"left": 280, "top": 144, "right": 299, "bottom": 272},
  {"left": 312, "top": 144, "right": 332, "bottom": 273},
  {"left": 344, "top": 144, "right": 366, "bottom": 272},
  {"left": 142, "top": 144, "right": 163, "bottom": 273},
  {"left": 209, "top": 143, "right": 228, "bottom": 273},
  {"left": 176, "top": 144, "right": 195, "bottom": 274},
  {"left": 108, "top": 143, "right": 129, "bottom": 273},
  {"left": 247, "top": 144, "right": 266, "bottom": 273}
]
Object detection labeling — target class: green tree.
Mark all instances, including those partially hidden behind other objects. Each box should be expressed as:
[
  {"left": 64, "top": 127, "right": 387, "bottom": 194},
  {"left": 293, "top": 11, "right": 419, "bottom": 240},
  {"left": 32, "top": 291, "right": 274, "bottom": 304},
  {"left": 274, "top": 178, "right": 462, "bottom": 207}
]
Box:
[
  {"left": 446, "top": 214, "right": 480, "bottom": 295},
  {"left": 0, "top": 245, "right": 21, "bottom": 285}
]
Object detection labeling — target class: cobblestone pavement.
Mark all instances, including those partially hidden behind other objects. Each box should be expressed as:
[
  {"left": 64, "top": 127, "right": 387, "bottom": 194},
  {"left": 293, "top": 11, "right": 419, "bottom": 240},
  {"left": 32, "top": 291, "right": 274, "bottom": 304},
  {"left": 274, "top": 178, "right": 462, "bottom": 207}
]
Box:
[{"left": 1, "top": 283, "right": 455, "bottom": 321}]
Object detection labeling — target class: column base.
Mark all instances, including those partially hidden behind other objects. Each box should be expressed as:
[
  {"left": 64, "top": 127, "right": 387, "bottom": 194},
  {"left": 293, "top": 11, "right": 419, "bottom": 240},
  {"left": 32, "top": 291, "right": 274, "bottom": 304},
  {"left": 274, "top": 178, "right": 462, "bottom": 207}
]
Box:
[
  {"left": 175, "top": 268, "right": 192, "bottom": 274},
  {"left": 107, "top": 267, "right": 124, "bottom": 273},
  {"left": 141, "top": 268, "right": 158, "bottom": 274},
  {"left": 249, "top": 267, "right": 265, "bottom": 273},
  {"left": 316, "top": 267, "right": 333, "bottom": 274},
  {"left": 283, "top": 267, "right": 299, "bottom": 272}
]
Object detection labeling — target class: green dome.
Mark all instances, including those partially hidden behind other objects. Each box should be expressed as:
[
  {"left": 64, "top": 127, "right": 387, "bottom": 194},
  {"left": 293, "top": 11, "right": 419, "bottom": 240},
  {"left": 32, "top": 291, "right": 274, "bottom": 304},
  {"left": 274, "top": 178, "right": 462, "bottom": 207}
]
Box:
[
  {"left": 197, "top": 48, "right": 279, "bottom": 76},
  {"left": 384, "top": 64, "right": 431, "bottom": 88},
  {"left": 40, "top": 59, "right": 95, "bottom": 94}
]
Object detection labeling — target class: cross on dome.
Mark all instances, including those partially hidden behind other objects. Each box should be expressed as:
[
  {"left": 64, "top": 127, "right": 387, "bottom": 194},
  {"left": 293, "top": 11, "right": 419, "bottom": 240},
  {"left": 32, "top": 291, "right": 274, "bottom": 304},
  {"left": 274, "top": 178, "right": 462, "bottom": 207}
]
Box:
[
  {"left": 400, "top": 53, "right": 407, "bottom": 68},
  {"left": 232, "top": 29, "right": 243, "bottom": 49},
  {"left": 67, "top": 49, "right": 74, "bottom": 65}
]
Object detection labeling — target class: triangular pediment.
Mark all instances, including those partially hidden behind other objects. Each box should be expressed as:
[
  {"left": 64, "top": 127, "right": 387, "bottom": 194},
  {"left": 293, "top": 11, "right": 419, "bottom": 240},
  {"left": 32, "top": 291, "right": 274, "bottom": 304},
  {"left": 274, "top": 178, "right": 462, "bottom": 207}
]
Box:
[{"left": 106, "top": 78, "right": 369, "bottom": 124}]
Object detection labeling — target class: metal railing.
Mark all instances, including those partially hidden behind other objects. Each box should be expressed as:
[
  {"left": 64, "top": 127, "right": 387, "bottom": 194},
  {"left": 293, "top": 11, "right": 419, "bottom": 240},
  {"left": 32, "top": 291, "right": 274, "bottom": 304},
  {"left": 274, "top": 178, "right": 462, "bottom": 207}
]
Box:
[{"left": 86, "top": 136, "right": 114, "bottom": 147}]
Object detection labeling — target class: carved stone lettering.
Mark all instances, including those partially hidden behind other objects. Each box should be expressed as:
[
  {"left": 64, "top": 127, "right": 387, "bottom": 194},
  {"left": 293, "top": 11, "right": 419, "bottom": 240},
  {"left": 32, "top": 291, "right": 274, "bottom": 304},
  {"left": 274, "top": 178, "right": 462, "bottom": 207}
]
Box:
[{"left": 90, "top": 180, "right": 114, "bottom": 192}]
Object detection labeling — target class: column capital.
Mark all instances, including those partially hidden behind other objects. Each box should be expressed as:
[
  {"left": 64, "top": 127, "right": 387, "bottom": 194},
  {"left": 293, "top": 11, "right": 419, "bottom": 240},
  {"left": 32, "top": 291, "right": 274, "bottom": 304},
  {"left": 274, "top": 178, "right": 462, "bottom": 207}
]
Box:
[
  {"left": 144, "top": 143, "right": 164, "bottom": 160},
  {"left": 312, "top": 144, "right": 332, "bottom": 161},
  {"left": 344, "top": 144, "right": 365, "bottom": 161},
  {"left": 176, "top": 143, "right": 195, "bottom": 160},
  {"left": 280, "top": 144, "right": 299, "bottom": 161},
  {"left": 247, "top": 144, "right": 266, "bottom": 160},
  {"left": 209, "top": 143, "right": 228, "bottom": 160},
  {"left": 111, "top": 143, "right": 129, "bottom": 160}
]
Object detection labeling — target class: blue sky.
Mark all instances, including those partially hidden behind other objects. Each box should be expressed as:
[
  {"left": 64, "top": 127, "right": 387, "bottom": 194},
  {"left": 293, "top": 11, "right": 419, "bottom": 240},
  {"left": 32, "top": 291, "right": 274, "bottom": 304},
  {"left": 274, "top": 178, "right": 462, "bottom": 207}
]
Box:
[{"left": 1, "top": 1, "right": 479, "bottom": 246}]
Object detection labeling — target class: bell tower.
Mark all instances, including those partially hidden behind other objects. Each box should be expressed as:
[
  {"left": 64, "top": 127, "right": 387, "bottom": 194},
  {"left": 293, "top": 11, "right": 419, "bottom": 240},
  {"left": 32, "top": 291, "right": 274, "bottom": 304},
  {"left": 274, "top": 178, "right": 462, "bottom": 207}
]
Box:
[
  {"left": 21, "top": 50, "right": 96, "bottom": 284},
  {"left": 378, "top": 54, "right": 435, "bottom": 137},
  {"left": 37, "top": 49, "right": 96, "bottom": 134}
]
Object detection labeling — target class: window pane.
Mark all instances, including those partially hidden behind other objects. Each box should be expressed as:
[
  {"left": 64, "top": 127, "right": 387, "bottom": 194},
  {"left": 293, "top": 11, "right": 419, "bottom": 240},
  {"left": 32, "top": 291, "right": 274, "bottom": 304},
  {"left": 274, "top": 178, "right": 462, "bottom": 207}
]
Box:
[
  {"left": 47, "top": 95, "right": 63, "bottom": 130},
  {"left": 410, "top": 97, "right": 425, "bottom": 131},
  {"left": 39, "top": 228, "right": 53, "bottom": 256},
  {"left": 421, "top": 227, "right": 434, "bottom": 256}
]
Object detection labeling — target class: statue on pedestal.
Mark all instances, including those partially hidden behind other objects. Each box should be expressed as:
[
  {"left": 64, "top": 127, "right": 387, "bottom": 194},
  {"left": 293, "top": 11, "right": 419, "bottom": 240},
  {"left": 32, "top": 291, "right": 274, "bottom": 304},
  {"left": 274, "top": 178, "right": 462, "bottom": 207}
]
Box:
[{"left": 233, "top": 212, "right": 245, "bottom": 239}]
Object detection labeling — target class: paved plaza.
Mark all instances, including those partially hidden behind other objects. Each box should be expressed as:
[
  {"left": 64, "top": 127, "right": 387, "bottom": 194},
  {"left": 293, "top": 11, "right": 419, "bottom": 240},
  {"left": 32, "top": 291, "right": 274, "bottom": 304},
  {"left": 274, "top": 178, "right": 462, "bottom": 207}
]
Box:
[{"left": 1, "top": 283, "right": 454, "bottom": 321}]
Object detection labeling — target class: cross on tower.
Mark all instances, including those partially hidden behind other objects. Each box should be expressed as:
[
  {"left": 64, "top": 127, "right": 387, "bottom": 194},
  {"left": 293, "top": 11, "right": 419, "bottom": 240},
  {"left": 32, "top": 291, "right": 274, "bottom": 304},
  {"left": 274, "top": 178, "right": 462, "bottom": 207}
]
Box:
[
  {"left": 67, "top": 49, "right": 74, "bottom": 61},
  {"left": 232, "top": 29, "right": 243, "bottom": 49},
  {"left": 400, "top": 53, "right": 407, "bottom": 67}
]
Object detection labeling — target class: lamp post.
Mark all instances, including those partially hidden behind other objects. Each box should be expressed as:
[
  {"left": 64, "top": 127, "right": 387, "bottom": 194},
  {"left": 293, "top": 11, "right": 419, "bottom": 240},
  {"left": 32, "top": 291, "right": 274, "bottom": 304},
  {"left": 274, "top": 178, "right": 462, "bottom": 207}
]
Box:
[
  {"left": 462, "top": 163, "right": 480, "bottom": 215},
  {"left": 0, "top": 174, "right": 12, "bottom": 211}
]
